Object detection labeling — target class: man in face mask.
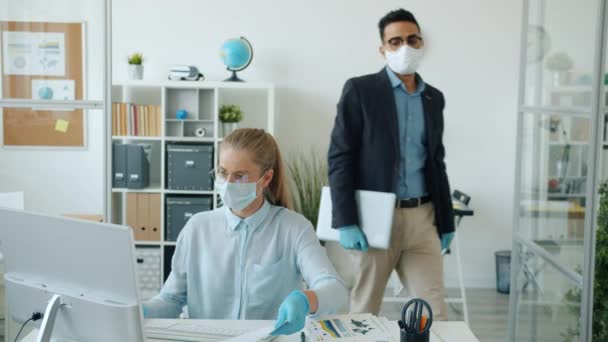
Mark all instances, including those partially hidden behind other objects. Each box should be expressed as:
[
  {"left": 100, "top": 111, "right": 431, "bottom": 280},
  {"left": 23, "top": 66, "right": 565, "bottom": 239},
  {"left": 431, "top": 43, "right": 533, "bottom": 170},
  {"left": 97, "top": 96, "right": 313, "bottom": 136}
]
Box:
[{"left": 326, "top": 9, "right": 454, "bottom": 319}]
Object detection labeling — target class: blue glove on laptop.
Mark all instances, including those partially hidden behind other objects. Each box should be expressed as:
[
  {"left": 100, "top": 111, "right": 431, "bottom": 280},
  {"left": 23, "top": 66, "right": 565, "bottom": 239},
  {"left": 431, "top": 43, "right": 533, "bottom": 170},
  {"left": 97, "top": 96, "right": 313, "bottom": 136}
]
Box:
[
  {"left": 339, "top": 225, "right": 369, "bottom": 252},
  {"left": 441, "top": 232, "right": 455, "bottom": 252}
]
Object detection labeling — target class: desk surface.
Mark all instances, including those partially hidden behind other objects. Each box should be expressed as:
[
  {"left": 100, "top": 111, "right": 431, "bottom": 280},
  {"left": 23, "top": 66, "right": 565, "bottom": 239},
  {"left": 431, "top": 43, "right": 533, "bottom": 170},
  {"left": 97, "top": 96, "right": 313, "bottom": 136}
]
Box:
[
  {"left": 148, "top": 319, "right": 479, "bottom": 342},
  {"left": 24, "top": 319, "right": 478, "bottom": 341}
]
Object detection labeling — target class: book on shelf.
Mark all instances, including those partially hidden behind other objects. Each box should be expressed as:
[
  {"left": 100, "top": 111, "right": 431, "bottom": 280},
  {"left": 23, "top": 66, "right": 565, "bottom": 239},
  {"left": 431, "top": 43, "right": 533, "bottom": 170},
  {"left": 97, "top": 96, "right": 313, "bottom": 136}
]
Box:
[{"left": 112, "top": 102, "right": 162, "bottom": 137}]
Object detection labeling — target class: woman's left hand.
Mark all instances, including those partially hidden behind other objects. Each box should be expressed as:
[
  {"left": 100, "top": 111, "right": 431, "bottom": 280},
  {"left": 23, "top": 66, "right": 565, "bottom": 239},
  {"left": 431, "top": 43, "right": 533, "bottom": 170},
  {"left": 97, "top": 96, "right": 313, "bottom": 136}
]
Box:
[{"left": 271, "top": 291, "right": 310, "bottom": 335}]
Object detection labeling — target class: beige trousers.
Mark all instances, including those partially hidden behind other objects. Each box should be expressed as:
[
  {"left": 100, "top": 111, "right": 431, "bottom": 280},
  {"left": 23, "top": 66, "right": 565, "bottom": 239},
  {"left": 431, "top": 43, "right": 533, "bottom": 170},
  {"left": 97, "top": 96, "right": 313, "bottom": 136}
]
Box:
[{"left": 326, "top": 202, "right": 448, "bottom": 320}]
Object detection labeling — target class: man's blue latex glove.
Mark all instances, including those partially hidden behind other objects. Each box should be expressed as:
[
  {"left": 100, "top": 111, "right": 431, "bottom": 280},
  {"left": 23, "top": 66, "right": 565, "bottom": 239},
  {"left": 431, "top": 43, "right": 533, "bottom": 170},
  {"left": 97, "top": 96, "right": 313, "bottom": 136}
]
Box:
[
  {"left": 441, "top": 232, "right": 455, "bottom": 253},
  {"left": 271, "top": 291, "right": 310, "bottom": 336},
  {"left": 142, "top": 304, "right": 148, "bottom": 318},
  {"left": 339, "top": 225, "right": 369, "bottom": 252}
]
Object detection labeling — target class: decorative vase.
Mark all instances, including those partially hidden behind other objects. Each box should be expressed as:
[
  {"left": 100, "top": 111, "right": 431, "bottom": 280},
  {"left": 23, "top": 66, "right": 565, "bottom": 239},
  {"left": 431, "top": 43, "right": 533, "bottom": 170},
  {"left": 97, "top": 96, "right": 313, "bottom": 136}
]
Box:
[
  {"left": 222, "top": 122, "right": 238, "bottom": 137},
  {"left": 552, "top": 71, "right": 570, "bottom": 87},
  {"left": 129, "top": 64, "right": 144, "bottom": 80}
]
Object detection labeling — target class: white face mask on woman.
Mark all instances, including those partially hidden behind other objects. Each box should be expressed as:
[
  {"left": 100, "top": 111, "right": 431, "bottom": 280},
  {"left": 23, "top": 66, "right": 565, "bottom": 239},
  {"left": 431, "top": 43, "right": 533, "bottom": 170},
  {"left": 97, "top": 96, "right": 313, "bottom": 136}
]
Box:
[
  {"left": 216, "top": 177, "right": 264, "bottom": 212},
  {"left": 385, "top": 45, "right": 424, "bottom": 75}
]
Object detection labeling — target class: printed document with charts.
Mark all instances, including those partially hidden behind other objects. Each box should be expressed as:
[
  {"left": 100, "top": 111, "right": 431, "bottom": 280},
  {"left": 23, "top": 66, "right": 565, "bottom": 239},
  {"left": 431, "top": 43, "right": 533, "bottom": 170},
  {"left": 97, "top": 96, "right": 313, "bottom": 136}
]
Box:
[{"left": 305, "top": 314, "right": 395, "bottom": 342}]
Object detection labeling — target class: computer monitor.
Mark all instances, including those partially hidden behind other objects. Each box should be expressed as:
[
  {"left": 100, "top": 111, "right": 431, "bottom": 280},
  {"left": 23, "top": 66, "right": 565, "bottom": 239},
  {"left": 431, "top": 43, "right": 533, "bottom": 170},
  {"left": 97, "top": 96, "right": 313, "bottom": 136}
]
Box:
[{"left": 0, "top": 208, "right": 144, "bottom": 341}]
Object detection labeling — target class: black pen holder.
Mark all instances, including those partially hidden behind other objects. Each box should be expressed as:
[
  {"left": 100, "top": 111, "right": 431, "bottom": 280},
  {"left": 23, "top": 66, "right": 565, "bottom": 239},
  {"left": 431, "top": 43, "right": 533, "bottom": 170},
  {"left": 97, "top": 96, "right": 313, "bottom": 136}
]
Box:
[{"left": 401, "top": 329, "right": 429, "bottom": 342}]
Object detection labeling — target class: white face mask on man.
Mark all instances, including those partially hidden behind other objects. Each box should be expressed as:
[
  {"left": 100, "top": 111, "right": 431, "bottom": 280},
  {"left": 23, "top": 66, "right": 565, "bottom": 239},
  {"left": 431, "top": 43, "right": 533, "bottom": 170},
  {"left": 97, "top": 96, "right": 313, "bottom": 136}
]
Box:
[
  {"left": 385, "top": 45, "right": 424, "bottom": 75},
  {"left": 216, "top": 177, "right": 264, "bottom": 212}
]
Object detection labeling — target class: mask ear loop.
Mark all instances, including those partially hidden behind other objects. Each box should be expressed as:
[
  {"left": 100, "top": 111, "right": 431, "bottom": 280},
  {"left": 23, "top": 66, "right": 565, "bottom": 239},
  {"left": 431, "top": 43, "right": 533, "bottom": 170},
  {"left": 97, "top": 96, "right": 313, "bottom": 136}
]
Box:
[{"left": 259, "top": 169, "right": 273, "bottom": 203}]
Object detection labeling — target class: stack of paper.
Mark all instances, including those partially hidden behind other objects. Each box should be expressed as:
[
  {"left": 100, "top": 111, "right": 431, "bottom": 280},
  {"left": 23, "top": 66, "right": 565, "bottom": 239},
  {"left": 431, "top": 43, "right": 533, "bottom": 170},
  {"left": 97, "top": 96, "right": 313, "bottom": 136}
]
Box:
[{"left": 145, "top": 320, "right": 254, "bottom": 341}]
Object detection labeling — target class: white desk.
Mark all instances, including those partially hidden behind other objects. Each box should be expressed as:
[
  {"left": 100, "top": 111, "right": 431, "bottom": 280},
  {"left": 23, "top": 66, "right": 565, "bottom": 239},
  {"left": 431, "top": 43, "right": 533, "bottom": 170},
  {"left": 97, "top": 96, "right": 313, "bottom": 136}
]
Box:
[{"left": 23, "top": 319, "right": 478, "bottom": 341}]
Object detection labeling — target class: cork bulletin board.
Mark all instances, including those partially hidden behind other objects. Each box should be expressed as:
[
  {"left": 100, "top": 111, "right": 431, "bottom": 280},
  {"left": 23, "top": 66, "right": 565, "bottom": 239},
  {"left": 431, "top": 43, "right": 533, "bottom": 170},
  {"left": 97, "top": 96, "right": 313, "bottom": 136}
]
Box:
[{"left": 0, "top": 21, "right": 85, "bottom": 147}]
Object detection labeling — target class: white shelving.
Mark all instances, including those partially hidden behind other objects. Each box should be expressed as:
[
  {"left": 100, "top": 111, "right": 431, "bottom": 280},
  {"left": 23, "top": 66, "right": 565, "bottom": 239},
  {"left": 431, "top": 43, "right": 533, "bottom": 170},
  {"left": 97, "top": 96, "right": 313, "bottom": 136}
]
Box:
[
  {"left": 107, "top": 81, "right": 275, "bottom": 285},
  {"left": 112, "top": 136, "right": 163, "bottom": 141},
  {"left": 164, "top": 190, "right": 214, "bottom": 195},
  {"left": 164, "top": 137, "right": 215, "bottom": 143}
]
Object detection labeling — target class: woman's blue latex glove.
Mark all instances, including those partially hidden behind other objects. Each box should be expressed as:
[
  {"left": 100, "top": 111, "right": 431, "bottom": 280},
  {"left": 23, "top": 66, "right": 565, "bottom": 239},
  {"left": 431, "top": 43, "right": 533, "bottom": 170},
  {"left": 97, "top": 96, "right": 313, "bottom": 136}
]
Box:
[
  {"left": 339, "top": 225, "right": 369, "bottom": 252},
  {"left": 441, "top": 232, "right": 455, "bottom": 253},
  {"left": 271, "top": 291, "right": 310, "bottom": 336}
]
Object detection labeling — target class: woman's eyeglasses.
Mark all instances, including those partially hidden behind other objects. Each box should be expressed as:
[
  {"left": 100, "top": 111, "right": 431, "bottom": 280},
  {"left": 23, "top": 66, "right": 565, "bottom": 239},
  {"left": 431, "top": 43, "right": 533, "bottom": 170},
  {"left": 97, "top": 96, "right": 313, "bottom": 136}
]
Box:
[{"left": 210, "top": 168, "right": 250, "bottom": 184}]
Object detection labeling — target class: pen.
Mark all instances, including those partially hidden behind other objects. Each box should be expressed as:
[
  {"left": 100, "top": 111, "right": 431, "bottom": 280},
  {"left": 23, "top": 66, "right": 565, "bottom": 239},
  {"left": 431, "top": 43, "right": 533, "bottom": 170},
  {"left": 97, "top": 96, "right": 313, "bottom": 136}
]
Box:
[{"left": 300, "top": 331, "right": 305, "bottom": 342}]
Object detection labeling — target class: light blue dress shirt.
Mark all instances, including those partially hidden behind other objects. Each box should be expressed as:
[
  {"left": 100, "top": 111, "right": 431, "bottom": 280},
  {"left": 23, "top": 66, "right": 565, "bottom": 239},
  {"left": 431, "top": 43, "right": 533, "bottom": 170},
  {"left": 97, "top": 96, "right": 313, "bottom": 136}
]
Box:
[
  {"left": 386, "top": 67, "right": 428, "bottom": 199},
  {"left": 144, "top": 200, "right": 348, "bottom": 320}
]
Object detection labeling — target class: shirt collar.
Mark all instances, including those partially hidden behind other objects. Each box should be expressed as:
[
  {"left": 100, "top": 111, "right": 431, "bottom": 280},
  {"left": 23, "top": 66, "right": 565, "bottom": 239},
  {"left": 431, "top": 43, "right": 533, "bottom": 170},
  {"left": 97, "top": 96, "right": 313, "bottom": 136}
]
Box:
[
  {"left": 385, "top": 66, "right": 426, "bottom": 95},
  {"left": 224, "top": 200, "right": 271, "bottom": 232}
]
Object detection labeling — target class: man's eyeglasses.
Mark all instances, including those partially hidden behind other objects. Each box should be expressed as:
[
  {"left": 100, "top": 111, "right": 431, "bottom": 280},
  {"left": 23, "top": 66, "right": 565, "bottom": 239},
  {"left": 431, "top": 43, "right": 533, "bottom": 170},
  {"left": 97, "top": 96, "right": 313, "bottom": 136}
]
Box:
[{"left": 385, "top": 34, "right": 423, "bottom": 50}]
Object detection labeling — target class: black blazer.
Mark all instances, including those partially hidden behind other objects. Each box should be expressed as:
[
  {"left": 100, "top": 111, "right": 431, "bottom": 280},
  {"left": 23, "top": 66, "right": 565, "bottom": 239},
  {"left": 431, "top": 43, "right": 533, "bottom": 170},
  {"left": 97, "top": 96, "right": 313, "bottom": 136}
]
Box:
[{"left": 328, "top": 69, "right": 455, "bottom": 236}]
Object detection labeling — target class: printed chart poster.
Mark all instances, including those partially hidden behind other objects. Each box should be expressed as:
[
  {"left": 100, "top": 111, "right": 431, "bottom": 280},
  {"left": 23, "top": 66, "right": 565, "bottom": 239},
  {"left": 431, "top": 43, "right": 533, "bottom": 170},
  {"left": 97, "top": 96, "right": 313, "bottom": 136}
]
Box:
[
  {"left": 31, "top": 79, "right": 75, "bottom": 100},
  {"left": 2, "top": 31, "right": 66, "bottom": 76}
]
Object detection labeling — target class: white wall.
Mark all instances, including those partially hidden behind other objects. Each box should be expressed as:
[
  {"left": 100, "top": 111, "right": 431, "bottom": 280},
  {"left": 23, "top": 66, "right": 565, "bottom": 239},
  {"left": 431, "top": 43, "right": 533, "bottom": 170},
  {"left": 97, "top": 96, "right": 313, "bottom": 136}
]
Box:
[
  {"left": 112, "top": 0, "right": 522, "bottom": 288},
  {"left": 0, "top": 0, "right": 523, "bottom": 288},
  {"left": 0, "top": 0, "right": 105, "bottom": 216}
]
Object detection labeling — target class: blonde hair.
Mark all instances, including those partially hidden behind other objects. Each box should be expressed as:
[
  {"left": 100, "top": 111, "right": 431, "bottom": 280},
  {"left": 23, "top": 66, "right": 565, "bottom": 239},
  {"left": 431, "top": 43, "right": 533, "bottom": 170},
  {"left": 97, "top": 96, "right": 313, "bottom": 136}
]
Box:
[{"left": 221, "top": 128, "right": 294, "bottom": 210}]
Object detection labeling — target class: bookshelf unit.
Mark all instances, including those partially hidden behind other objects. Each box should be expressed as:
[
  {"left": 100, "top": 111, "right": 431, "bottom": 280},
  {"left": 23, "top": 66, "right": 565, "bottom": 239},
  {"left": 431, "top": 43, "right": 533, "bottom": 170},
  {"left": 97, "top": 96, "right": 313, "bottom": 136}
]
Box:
[{"left": 107, "top": 81, "right": 275, "bottom": 299}]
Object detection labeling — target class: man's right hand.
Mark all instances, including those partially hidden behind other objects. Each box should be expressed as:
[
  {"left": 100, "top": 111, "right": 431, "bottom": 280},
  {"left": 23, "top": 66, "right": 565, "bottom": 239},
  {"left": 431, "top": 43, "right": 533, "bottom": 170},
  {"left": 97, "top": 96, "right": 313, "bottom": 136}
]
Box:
[{"left": 338, "top": 225, "right": 369, "bottom": 252}]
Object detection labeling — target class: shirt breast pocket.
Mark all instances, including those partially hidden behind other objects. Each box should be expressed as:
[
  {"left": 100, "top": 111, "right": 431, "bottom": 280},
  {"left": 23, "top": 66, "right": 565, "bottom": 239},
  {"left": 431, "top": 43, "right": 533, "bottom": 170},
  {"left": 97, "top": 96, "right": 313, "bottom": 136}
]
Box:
[{"left": 246, "top": 257, "right": 289, "bottom": 318}]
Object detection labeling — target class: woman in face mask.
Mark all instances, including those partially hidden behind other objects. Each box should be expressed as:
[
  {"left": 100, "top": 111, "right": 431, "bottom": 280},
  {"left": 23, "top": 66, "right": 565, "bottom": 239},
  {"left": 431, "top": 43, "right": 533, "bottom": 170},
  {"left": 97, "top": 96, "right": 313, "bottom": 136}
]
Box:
[{"left": 143, "top": 128, "right": 348, "bottom": 336}]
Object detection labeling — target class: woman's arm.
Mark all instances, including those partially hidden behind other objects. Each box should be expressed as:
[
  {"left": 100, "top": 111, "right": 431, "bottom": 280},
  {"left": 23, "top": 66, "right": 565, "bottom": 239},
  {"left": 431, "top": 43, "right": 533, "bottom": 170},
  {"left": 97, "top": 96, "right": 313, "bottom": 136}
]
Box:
[
  {"left": 295, "top": 222, "right": 349, "bottom": 315},
  {"left": 143, "top": 224, "right": 191, "bottom": 318}
]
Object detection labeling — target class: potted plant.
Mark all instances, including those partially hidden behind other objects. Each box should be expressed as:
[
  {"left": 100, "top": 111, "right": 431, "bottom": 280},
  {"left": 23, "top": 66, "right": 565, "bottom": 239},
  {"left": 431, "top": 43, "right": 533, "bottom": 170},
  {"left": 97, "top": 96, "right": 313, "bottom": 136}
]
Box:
[
  {"left": 545, "top": 52, "right": 574, "bottom": 87},
  {"left": 560, "top": 181, "right": 608, "bottom": 341},
  {"left": 128, "top": 53, "right": 144, "bottom": 80},
  {"left": 287, "top": 149, "right": 328, "bottom": 228},
  {"left": 219, "top": 104, "right": 243, "bottom": 137}
]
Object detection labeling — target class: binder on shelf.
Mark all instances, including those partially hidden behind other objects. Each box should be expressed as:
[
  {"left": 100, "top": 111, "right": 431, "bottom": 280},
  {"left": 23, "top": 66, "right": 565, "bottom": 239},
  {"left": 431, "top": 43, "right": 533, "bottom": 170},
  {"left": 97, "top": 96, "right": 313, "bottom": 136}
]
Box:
[
  {"left": 148, "top": 194, "right": 161, "bottom": 241},
  {"left": 127, "top": 144, "right": 151, "bottom": 189},
  {"left": 127, "top": 193, "right": 161, "bottom": 242},
  {"left": 137, "top": 193, "right": 150, "bottom": 241},
  {"left": 127, "top": 193, "right": 147, "bottom": 241},
  {"left": 112, "top": 143, "right": 128, "bottom": 188}
]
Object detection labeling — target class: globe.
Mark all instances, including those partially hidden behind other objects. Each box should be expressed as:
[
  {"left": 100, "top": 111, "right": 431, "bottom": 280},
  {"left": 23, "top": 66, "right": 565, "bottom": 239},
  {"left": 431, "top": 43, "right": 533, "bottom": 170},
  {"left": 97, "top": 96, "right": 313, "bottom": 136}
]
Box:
[
  {"left": 220, "top": 36, "right": 253, "bottom": 82},
  {"left": 38, "top": 86, "right": 54, "bottom": 100}
]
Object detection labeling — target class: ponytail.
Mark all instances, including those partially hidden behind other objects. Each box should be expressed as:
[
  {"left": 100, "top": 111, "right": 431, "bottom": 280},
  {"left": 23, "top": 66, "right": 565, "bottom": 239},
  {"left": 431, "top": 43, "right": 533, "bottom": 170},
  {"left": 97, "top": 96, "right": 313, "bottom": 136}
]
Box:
[{"left": 221, "top": 128, "right": 294, "bottom": 210}]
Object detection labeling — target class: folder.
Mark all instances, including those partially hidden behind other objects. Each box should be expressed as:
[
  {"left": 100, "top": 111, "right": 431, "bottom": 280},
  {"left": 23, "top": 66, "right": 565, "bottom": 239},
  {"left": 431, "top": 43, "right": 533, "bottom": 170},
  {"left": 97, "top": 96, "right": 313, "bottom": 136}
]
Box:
[
  {"left": 127, "top": 193, "right": 147, "bottom": 240},
  {"left": 112, "top": 143, "right": 128, "bottom": 188},
  {"left": 137, "top": 193, "right": 150, "bottom": 241},
  {"left": 127, "top": 144, "right": 150, "bottom": 189},
  {"left": 316, "top": 186, "right": 396, "bottom": 249},
  {"left": 148, "top": 193, "right": 161, "bottom": 241}
]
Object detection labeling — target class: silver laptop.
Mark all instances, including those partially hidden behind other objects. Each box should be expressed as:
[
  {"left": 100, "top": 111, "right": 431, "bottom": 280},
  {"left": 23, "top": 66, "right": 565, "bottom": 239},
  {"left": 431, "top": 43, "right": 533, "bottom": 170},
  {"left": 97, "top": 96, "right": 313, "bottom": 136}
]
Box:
[{"left": 316, "top": 187, "right": 396, "bottom": 249}]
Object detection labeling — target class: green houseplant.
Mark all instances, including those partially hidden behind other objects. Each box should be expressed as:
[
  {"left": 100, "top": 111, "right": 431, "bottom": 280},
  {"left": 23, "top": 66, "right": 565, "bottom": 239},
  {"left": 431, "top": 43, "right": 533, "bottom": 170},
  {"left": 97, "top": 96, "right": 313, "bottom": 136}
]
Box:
[
  {"left": 287, "top": 149, "right": 328, "bottom": 227},
  {"left": 561, "top": 181, "right": 608, "bottom": 341},
  {"left": 219, "top": 104, "right": 243, "bottom": 137},
  {"left": 592, "top": 181, "right": 608, "bottom": 340},
  {"left": 127, "top": 53, "right": 144, "bottom": 80}
]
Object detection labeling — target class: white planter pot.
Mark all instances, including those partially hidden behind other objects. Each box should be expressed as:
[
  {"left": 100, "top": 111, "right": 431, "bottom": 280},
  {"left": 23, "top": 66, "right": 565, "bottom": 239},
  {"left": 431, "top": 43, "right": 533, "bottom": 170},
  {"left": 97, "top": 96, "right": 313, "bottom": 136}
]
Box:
[
  {"left": 221, "top": 122, "right": 238, "bottom": 137},
  {"left": 129, "top": 64, "right": 144, "bottom": 80},
  {"left": 552, "top": 71, "right": 570, "bottom": 87}
]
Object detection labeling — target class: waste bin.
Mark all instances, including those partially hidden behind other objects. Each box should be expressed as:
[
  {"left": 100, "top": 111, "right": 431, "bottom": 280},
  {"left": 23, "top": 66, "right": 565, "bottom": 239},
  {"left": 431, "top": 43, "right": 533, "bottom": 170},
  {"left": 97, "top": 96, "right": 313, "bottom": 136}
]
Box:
[{"left": 495, "top": 250, "right": 511, "bottom": 294}]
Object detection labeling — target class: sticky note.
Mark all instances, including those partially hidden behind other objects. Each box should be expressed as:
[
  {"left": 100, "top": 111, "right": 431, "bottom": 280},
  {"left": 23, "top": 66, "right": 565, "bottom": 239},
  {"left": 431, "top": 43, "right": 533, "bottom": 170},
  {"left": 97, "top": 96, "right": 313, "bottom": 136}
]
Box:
[{"left": 55, "top": 119, "right": 69, "bottom": 133}]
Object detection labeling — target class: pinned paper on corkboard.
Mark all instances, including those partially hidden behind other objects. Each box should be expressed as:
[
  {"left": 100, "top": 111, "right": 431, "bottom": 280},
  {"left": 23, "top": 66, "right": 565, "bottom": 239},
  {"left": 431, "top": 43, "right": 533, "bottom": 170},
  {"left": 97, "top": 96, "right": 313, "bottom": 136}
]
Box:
[
  {"left": 54, "top": 119, "right": 69, "bottom": 133},
  {"left": 1, "top": 21, "right": 85, "bottom": 147}
]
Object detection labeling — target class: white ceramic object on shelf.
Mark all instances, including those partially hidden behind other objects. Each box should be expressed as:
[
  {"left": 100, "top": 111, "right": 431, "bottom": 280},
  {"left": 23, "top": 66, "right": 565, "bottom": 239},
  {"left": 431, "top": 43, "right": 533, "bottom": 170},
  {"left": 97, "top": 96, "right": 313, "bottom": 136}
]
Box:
[
  {"left": 222, "top": 122, "right": 238, "bottom": 137},
  {"left": 129, "top": 64, "right": 144, "bottom": 80}
]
